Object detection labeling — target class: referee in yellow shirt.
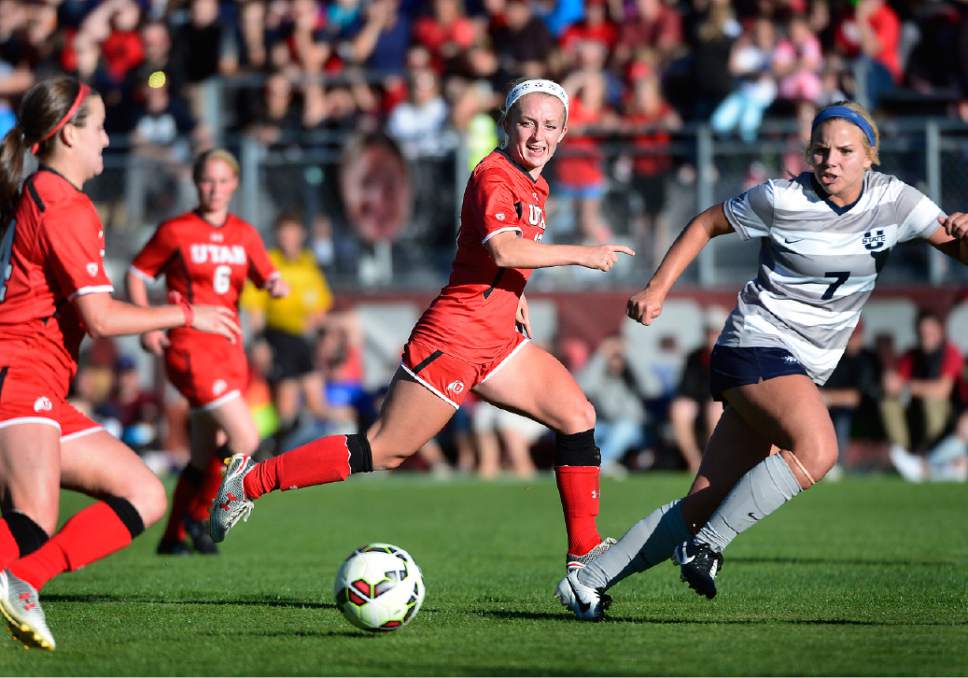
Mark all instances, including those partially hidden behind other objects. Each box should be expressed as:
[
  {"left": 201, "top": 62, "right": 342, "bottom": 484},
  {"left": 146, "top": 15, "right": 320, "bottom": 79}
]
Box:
[{"left": 241, "top": 211, "right": 333, "bottom": 451}]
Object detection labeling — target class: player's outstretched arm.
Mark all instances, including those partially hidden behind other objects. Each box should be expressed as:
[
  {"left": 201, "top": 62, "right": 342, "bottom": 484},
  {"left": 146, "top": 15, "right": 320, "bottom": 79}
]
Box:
[
  {"left": 74, "top": 292, "right": 242, "bottom": 342},
  {"left": 485, "top": 231, "right": 634, "bottom": 271},
  {"left": 929, "top": 213, "right": 968, "bottom": 265},
  {"left": 627, "top": 203, "right": 732, "bottom": 326}
]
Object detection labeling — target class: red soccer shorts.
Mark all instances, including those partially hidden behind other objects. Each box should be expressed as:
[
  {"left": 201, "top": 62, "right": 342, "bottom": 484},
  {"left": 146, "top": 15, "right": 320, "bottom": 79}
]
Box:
[
  {"left": 400, "top": 333, "right": 529, "bottom": 408},
  {"left": 0, "top": 366, "right": 102, "bottom": 441},
  {"left": 164, "top": 339, "right": 248, "bottom": 410}
]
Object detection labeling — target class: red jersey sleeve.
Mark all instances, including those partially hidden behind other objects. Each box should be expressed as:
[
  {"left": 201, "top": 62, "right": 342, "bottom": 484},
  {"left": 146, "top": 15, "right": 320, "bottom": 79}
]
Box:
[
  {"left": 131, "top": 223, "right": 176, "bottom": 283},
  {"left": 896, "top": 351, "right": 914, "bottom": 380},
  {"left": 941, "top": 344, "right": 964, "bottom": 380},
  {"left": 45, "top": 200, "right": 113, "bottom": 300},
  {"left": 475, "top": 174, "right": 523, "bottom": 244},
  {"left": 243, "top": 224, "right": 277, "bottom": 288}
]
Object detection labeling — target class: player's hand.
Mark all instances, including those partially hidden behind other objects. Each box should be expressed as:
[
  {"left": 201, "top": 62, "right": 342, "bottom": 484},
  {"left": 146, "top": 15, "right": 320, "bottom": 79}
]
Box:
[
  {"left": 938, "top": 213, "right": 968, "bottom": 240},
  {"left": 515, "top": 294, "right": 532, "bottom": 339},
  {"left": 266, "top": 275, "right": 290, "bottom": 298},
  {"left": 140, "top": 330, "right": 169, "bottom": 356},
  {"left": 582, "top": 244, "right": 635, "bottom": 272},
  {"left": 626, "top": 285, "right": 665, "bottom": 326},
  {"left": 191, "top": 305, "right": 243, "bottom": 343}
]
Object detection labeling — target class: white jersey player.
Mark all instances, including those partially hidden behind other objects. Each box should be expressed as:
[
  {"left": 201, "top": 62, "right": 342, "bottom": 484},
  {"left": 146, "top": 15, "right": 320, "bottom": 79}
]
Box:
[{"left": 556, "top": 101, "right": 968, "bottom": 619}]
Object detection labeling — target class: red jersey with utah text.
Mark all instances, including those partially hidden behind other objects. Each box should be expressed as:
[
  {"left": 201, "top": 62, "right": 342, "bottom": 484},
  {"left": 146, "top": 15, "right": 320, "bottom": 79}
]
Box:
[
  {"left": 411, "top": 150, "right": 549, "bottom": 363},
  {"left": 0, "top": 168, "right": 114, "bottom": 395},
  {"left": 130, "top": 211, "right": 276, "bottom": 346}
]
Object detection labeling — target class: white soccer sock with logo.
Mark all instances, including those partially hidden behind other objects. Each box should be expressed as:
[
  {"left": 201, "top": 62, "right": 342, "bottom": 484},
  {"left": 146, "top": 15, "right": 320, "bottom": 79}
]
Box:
[
  {"left": 695, "top": 453, "right": 802, "bottom": 553},
  {"left": 578, "top": 500, "right": 689, "bottom": 590}
]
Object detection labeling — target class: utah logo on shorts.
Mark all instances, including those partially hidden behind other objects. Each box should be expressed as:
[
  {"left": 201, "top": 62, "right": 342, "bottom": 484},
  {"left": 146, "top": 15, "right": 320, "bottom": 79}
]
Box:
[
  {"left": 212, "top": 379, "right": 227, "bottom": 396},
  {"left": 86, "top": 262, "right": 99, "bottom": 276},
  {"left": 446, "top": 380, "right": 465, "bottom": 395},
  {"left": 33, "top": 396, "right": 53, "bottom": 412}
]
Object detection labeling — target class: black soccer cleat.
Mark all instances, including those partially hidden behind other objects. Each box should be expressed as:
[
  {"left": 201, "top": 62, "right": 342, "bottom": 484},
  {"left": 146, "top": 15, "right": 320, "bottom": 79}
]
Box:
[
  {"left": 184, "top": 517, "right": 219, "bottom": 555},
  {"left": 673, "top": 539, "right": 724, "bottom": 600},
  {"left": 156, "top": 539, "right": 191, "bottom": 556}
]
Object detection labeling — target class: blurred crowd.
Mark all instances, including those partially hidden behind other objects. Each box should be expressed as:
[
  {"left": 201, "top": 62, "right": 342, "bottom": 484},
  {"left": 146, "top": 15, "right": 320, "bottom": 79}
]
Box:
[
  {"left": 69, "top": 259, "right": 968, "bottom": 482},
  {"left": 2, "top": 0, "right": 968, "bottom": 276}
]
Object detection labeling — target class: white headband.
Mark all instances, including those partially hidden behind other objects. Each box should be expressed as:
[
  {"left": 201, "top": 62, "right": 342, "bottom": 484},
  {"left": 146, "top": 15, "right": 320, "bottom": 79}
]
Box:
[{"left": 504, "top": 79, "right": 569, "bottom": 116}]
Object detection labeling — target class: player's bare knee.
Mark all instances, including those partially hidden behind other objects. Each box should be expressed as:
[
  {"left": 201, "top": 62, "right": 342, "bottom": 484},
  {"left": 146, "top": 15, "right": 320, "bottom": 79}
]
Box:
[
  {"left": 558, "top": 399, "right": 596, "bottom": 434},
  {"left": 129, "top": 472, "right": 168, "bottom": 527},
  {"left": 229, "top": 429, "right": 260, "bottom": 456}
]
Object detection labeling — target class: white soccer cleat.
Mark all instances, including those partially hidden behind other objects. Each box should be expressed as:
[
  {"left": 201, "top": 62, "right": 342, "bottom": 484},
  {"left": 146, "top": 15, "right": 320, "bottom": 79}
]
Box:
[
  {"left": 555, "top": 570, "right": 611, "bottom": 622},
  {"left": 566, "top": 537, "right": 617, "bottom": 574},
  {"left": 889, "top": 445, "right": 925, "bottom": 483},
  {"left": 209, "top": 454, "right": 256, "bottom": 543},
  {"left": 0, "top": 570, "right": 55, "bottom": 651}
]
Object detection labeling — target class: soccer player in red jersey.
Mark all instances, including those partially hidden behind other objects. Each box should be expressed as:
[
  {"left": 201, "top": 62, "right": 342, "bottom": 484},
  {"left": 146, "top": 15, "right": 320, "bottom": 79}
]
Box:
[
  {"left": 210, "top": 79, "right": 635, "bottom": 571},
  {"left": 127, "top": 149, "right": 288, "bottom": 556},
  {"left": 0, "top": 76, "right": 240, "bottom": 650}
]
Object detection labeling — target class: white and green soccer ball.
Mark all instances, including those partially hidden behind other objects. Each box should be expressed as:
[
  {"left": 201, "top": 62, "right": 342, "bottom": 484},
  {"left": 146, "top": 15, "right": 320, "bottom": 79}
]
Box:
[{"left": 334, "top": 543, "right": 425, "bottom": 632}]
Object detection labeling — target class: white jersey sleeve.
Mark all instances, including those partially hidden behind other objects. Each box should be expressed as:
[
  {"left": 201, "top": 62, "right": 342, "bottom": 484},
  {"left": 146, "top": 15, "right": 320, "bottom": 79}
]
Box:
[{"left": 723, "top": 181, "right": 775, "bottom": 240}]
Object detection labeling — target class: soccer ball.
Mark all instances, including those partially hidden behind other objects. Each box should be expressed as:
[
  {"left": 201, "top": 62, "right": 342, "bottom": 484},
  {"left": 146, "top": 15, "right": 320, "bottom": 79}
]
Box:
[{"left": 334, "top": 543, "right": 425, "bottom": 632}]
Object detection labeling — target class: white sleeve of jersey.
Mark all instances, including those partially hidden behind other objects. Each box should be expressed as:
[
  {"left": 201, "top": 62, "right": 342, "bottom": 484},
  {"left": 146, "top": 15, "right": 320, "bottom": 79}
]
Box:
[
  {"left": 723, "top": 180, "right": 774, "bottom": 240},
  {"left": 895, "top": 180, "right": 944, "bottom": 243}
]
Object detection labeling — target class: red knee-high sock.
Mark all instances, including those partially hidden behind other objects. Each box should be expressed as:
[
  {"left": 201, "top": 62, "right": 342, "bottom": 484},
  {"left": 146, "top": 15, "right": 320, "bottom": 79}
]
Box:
[
  {"left": 9, "top": 499, "right": 143, "bottom": 592},
  {"left": 555, "top": 466, "right": 602, "bottom": 556},
  {"left": 244, "top": 434, "right": 354, "bottom": 500},
  {"left": 187, "top": 455, "right": 226, "bottom": 522},
  {"left": 0, "top": 513, "right": 48, "bottom": 571},
  {"left": 161, "top": 464, "right": 204, "bottom": 542}
]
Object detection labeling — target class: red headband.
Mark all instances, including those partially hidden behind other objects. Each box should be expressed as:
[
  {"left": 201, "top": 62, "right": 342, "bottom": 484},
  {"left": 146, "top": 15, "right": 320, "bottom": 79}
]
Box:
[{"left": 30, "top": 83, "right": 91, "bottom": 154}]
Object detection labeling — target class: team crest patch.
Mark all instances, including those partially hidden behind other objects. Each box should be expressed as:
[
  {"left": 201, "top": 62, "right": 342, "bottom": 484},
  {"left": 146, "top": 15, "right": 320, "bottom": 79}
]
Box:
[
  {"left": 863, "top": 229, "right": 887, "bottom": 251},
  {"left": 33, "top": 397, "right": 53, "bottom": 412},
  {"left": 495, "top": 213, "right": 505, "bottom": 221},
  {"left": 446, "top": 380, "right": 465, "bottom": 395},
  {"left": 86, "top": 262, "right": 99, "bottom": 276},
  {"left": 212, "top": 379, "right": 227, "bottom": 396}
]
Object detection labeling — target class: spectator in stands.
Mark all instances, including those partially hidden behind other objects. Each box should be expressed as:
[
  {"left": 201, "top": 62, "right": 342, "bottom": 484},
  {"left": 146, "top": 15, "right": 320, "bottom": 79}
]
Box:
[
  {"left": 472, "top": 400, "right": 541, "bottom": 480},
  {"left": 412, "top": 0, "right": 478, "bottom": 73},
  {"left": 890, "top": 409, "right": 968, "bottom": 482},
  {"left": 688, "top": 0, "right": 741, "bottom": 120},
  {"left": 882, "top": 309, "right": 964, "bottom": 453},
  {"left": 344, "top": 0, "right": 410, "bottom": 75},
  {"left": 110, "top": 355, "right": 162, "bottom": 455},
  {"left": 489, "top": 0, "right": 555, "bottom": 77},
  {"left": 559, "top": 0, "right": 618, "bottom": 64},
  {"left": 773, "top": 14, "right": 823, "bottom": 107},
  {"left": 820, "top": 320, "right": 883, "bottom": 478},
  {"left": 710, "top": 16, "right": 778, "bottom": 143},
  {"left": 622, "top": 73, "right": 681, "bottom": 269},
  {"left": 833, "top": 0, "right": 901, "bottom": 109},
  {"left": 241, "top": 211, "right": 334, "bottom": 453},
  {"left": 387, "top": 65, "right": 453, "bottom": 249},
  {"left": 668, "top": 307, "right": 726, "bottom": 474},
  {"left": 613, "top": 0, "right": 683, "bottom": 75},
  {"left": 578, "top": 335, "right": 647, "bottom": 478},
  {"left": 129, "top": 74, "right": 201, "bottom": 218},
  {"left": 557, "top": 63, "right": 616, "bottom": 244}
]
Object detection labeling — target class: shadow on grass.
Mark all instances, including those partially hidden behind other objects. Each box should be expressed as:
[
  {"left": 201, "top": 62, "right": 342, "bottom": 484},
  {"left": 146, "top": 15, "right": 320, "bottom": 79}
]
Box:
[
  {"left": 43, "top": 593, "right": 335, "bottom": 610},
  {"left": 479, "top": 609, "right": 968, "bottom": 626},
  {"left": 731, "top": 556, "right": 959, "bottom": 567}
]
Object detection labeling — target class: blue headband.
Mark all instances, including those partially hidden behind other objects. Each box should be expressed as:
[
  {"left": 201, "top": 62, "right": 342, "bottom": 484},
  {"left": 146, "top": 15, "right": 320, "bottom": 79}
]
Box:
[{"left": 811, "top": 106, "right": 877, "bottom": 147}]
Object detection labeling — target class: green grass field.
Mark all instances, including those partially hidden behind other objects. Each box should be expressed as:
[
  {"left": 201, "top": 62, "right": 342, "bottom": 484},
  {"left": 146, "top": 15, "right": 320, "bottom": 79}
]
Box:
[{"left": 3, "top": 472, "right": 967, "bottom": 676}]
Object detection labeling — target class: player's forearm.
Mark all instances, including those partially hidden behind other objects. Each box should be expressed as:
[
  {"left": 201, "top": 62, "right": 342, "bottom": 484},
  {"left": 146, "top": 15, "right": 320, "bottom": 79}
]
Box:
[
  {"left": 77, "top": 295, "right": 186, "bottom": 339},
  {"left": 490, "top": 237, "right": 588, "bottom": 269},
  {"left": 648, "top": 209, "right": 720, "bottom": 295},
  {"left": 126, "top": 272, "right": 151, "bottom": 308}
]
